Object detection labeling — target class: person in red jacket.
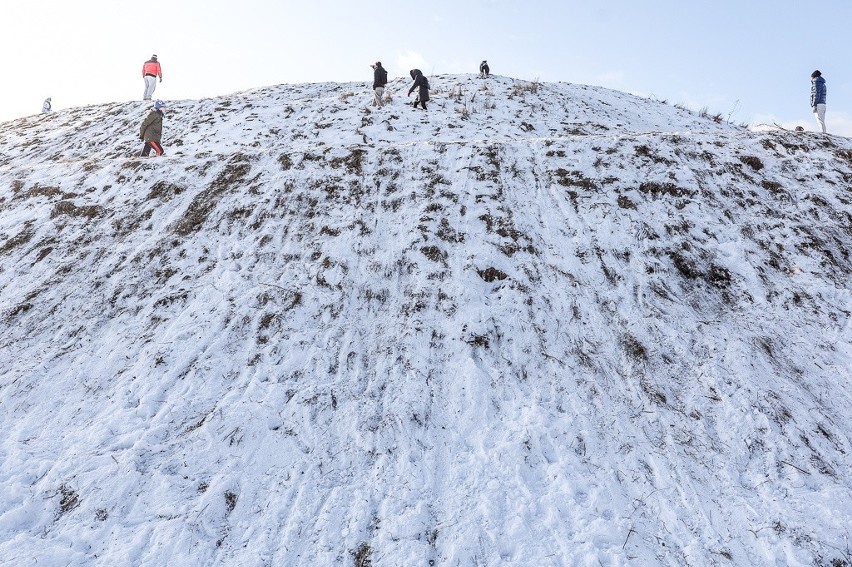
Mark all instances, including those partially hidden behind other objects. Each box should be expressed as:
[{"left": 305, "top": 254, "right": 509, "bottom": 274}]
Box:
[{"left": 142, "top": 54, "right": 162, "bottom": 101}]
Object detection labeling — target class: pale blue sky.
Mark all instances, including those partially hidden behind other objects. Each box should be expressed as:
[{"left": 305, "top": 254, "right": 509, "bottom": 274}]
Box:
[{"left": 2, "top": 0, "right": 849, "bottom": 134}]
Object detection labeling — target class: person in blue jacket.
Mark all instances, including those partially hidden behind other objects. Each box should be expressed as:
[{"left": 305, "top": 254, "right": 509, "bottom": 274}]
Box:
[{"left": 810, "top": 70, "right": 827, "bottom": 133}]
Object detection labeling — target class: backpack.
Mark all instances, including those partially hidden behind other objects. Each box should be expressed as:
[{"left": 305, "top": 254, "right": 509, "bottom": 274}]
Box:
[{"left": 379, "top": 68, "right": 388, "bottom": 86}]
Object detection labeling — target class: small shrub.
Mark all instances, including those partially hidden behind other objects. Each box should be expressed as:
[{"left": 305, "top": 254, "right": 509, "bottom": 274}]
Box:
[
  {"left": 477, "top": 267, "right": 508, "bottom": 282},
  {"left": 421, "top": 246, "right": 446, "bottom": 263},
  {"left": 224, "top": 491, "right": 238, "bottom": 513},
  {"left": 510, "top": 79, "right": 540, "bottom": 97},
  {"left": 278, "top": 154, "right": 293, "bottom": 170},
  {"left": 354, "top": 543, "right": 372, "bottom": 567},
  {"left": 622, "top": 334, "right": 647, "bottom": 361},
  {"left": 59, "top": 485, "right": 80, "bottom": 516}
]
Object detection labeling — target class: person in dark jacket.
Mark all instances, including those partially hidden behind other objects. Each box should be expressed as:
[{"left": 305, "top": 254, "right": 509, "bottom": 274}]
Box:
[
  {"left": 408, "top": 69, "right": 429, "bottom": 110},
  {"left": 140, "top": 100, "right": 166, "bottom": 157},
  {"left": 371, "top": 61, "right": 388, "bottom": 107},
  {"left": 479, "top": 60, "right": 490, "bottom": 78},
  {"left": 810, "top": 70, "right": 827, "bottom": 133}
]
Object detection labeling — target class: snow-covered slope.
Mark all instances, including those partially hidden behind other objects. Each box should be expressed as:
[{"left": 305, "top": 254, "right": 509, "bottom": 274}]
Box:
[{"left": 0, "top": 75, "right": 850, "bottom": 567}]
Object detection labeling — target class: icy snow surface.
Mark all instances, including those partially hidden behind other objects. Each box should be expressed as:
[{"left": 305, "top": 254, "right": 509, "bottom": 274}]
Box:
[{"left": 0, "top": 75, "right": 851, "bottom": 566}]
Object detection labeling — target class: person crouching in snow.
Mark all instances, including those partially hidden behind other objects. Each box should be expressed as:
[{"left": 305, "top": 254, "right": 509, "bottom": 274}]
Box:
[
  {"left": 140, "top": 100, "right": 166, "bottom": 157},
  {"left": 408, "top": 69, "right": 429, "bottom": 110},
  {"left": 42, "top": 97, "right": 52, "bottom": 113}
]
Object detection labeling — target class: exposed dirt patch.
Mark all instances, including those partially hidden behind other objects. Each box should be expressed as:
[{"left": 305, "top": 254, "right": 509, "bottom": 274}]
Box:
[
  {"left": 0, "top": 225, "right": 35, "bottom": 255},
  {"left": 739, "top": 155, "right": 764, "bottom": 171},
  {"left": 147, "top": 181, "right": 186, "bottom": 201},
  {"left": 554, "top": 169, "right": 598, "bottom": 190},
  {"left": 173, "top": 156, "right": 253, "bottom": 236},
  {"left": 50, "top": 201, "right": 106, "bottom": 219},
  {"left": 329, "top": 148, "right": 365, "bottom": 175},
  {"left": 639, "top": 182, "right": 694, "bottom": 199}
]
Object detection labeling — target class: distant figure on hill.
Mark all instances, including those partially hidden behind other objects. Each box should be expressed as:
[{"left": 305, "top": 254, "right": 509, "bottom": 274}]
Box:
[
  {"left": 42, "top": 97, "right": 52, "bottom": 113},
  {"left": 142, "top": 54, "right": 163, "bottom": 101},
  {"left": 139, "top": 100, "right": 167, "bottom": 157},
  {"left": 479, "top": 60, "right": 490, "bottom": 78},
  {"left": 810, "top": 70, "right": 827, "bottom": 133},
  {"left": 408, "top": 69, "right": 430, "bottom": 110},
  {"left": 371, "top": 61, "right": 388, "bottom": 108}
]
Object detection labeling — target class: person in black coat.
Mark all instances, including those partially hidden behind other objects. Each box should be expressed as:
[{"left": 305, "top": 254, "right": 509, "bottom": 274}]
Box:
[
  {"left": 371, "top": 61, "right": 388, "bottom": 107},
  {"left": 408, "top": 69, "right": 429, "bottom": 110},
  {"left": 479, "top": 60, "right": 490, "bottom": 78}
]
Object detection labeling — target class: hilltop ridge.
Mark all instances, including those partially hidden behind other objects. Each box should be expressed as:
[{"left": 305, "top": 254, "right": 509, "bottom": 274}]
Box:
[
  {"left": 0, "top": 76, "right": 851, "bottom": 567},
  {"left": 0, "top": 75, "right": 737, "bottom": 167}
]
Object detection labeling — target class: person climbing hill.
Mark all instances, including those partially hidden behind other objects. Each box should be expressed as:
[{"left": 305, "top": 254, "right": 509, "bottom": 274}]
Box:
[
  {"left": 142, "top": 54, "right": 163, "bottom": 101},
  {"left": 139, "top": 100, "right": 167, "bottom": 157},
  {"left": 408, "top": 69, "right": 429, "bottom": 110},
  {"left": 371, "top": 61, "right": 388, "bottom": 108}
]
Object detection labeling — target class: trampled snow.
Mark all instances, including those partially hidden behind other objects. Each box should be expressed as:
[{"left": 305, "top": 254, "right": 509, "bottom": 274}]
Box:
[{"left": 0, "top": 75, "right": 850, "bottom": 566}]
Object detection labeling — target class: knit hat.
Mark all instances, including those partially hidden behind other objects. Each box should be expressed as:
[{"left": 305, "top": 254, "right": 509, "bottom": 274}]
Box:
[
  {"left": 151, "top": 54, "right": 158, "bottom": 60},
  {"left": 154, "top": 100, "right": 165, "bottom": 110},
  {"left": 811, "top": 70, "right": 821, "bottom": 78}
]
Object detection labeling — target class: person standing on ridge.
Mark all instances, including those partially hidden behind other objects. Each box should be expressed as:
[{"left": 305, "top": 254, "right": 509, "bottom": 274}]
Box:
[
  {"left": 42, "top": 97, "right": 52, "bottom": 113},
  {"left": 142, "top": 54, "right": 163, "bottom": 101},
  {"left": 810, "top": 70, "right": 827, "bottom": 133},
  {"left": 371, "top": 61, "right": 388, "bottom": 107},
  {"left": 479, "top": 60, "right": 490, "bottom": 78},
  {"left": 408, "top": 69, "right": 429, "bottom": 110},
  {"left": 140, "top": 100, "right": 167, "bottom": 157}
]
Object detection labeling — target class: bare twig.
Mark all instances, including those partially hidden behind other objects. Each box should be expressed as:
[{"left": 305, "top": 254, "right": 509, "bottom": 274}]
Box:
[
  {"left": 623, "top": 526, "right": 636, "bottom": 549},
  {"left": 780, "top": 460, "right": 809, "bottom": 475}
]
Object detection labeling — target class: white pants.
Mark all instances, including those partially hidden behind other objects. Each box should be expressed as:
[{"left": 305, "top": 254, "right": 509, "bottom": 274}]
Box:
[
  {"left": 813, "top": 103, "right": 826, "bottom": 133},
  {"left": 143, "top": 76, "right": 157, "bottom": 100},
  {"left": 372, "top": 87, "right": 384, "bottom": 107}
]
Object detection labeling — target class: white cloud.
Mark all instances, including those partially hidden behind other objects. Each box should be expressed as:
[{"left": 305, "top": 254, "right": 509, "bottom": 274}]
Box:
[{"left": 395, "top": 50, "right": 429, "bottom": 77}]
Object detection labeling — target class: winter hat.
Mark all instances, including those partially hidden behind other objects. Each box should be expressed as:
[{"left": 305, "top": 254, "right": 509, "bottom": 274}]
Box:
[
  {"left": 811, "top": 70, "right": 821, "bottom": 78},
  {"left": 151, "top": 54, "right": 158, "bottom": 60},
  {"left": 376, "top": 61, "right": 382, "bottom": 66},
  {"left": 153, "top": 100, "right": 166, "bottom": 110}
]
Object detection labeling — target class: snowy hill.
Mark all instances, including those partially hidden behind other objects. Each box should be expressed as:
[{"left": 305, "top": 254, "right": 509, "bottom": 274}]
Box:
[{"left": 0, "top": 75, "right": 851, "bottom": 567}]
